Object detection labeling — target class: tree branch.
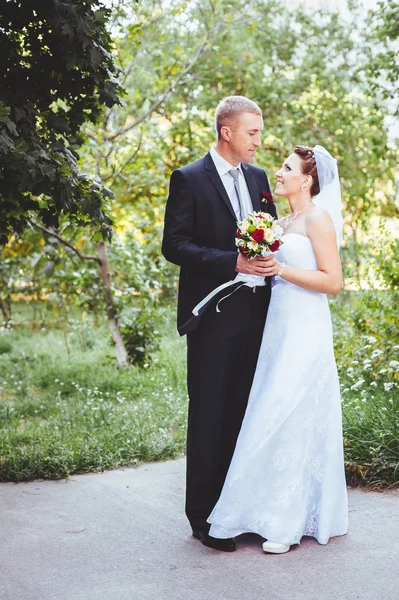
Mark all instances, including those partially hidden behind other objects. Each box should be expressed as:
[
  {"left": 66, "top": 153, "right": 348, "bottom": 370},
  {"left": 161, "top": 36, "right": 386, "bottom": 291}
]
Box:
[
  {"left": 107, "top": 33, "right": 214, "bottom": 141},
  {"left": 28, "top": 220, "right": 102, "bottom": 265},
  {"left": 103, "top": 128, "right": 144, "bottom": 184}
]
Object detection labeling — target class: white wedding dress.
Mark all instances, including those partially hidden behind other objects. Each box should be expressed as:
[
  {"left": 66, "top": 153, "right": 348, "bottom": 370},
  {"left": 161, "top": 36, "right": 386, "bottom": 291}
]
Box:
[{"left": 208, "top": 233, "right": 348, "bottom": 546}]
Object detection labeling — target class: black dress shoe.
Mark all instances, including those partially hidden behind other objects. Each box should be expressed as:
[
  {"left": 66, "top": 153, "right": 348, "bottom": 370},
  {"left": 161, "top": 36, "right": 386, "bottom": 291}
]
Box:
[{"left": 192, "top": 530, "right": 236, "bottom": 552}]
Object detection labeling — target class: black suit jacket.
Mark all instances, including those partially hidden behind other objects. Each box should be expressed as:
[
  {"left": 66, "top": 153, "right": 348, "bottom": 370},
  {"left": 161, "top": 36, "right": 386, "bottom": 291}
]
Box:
[{"left": 162, "top": 152, "right": 277, "bottom": 336}]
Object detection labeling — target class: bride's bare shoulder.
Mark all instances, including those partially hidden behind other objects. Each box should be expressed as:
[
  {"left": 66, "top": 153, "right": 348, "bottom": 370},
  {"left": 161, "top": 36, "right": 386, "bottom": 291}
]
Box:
[
  {"left": 307, "top": 205, "right": 333, "bottom": 224},
  {"left": 306, "top": 206, "right": 335, "bottom": 236}
]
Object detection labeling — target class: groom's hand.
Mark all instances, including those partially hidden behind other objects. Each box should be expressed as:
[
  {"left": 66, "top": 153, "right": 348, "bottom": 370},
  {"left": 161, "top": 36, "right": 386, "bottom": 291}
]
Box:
[{"left": 236, "top": 254, "right": 272, "bottom": 276}]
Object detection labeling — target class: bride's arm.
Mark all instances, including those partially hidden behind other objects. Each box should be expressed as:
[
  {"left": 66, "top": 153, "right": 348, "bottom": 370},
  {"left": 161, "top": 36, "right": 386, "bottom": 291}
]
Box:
[{"left": 264, "top": 211, "right": 343, "bottom": 295}]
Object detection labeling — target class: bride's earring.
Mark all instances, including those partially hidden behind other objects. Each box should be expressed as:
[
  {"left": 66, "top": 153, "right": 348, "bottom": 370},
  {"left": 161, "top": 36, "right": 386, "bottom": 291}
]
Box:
[{"left": 301, "top": 183, "right": 305, "bottom": 191}]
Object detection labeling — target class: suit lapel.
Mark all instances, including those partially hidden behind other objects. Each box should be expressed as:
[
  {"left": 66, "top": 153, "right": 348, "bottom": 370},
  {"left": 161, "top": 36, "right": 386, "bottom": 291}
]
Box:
[
  {"left": 242, "top": 164, "right": 261, "bottom": 212},
  {"left": 204, "top": 153, "right": 237, "bottom": 221}
]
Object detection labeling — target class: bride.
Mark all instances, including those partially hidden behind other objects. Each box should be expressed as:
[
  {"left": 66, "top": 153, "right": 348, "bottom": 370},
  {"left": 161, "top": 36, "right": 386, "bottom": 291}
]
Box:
[{"left": 207, "top": 145, "right": 348, "bottom": 553}]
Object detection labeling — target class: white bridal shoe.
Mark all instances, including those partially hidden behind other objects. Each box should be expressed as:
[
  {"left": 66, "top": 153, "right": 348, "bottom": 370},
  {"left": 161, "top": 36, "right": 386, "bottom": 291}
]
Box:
[{"left": 262, "top": 540, "right": 291, "bottom": 554}]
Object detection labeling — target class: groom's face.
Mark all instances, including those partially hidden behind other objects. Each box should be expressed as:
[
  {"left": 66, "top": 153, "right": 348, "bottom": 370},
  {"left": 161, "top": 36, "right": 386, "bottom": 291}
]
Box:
[{"left": 226, "top": 112, "right": 263, "bottom": 164}]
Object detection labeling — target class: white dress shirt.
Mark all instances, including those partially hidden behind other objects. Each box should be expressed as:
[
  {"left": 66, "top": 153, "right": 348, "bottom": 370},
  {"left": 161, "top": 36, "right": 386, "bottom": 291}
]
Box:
[
  {"left": 209, "top": 146, "right": 254, "bottom": 221},
  {"left": 209, "top": 147, "right": 266, "bottom": 287}
]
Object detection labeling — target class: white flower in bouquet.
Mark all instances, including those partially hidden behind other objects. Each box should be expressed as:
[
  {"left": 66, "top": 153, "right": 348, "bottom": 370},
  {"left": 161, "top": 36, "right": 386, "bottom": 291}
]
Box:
[
  {"left": 247, "top": 240, "right": 259, "bottom": 251},
  {"left": 263, "top": 229, "right": 275, "bottom": 244}
]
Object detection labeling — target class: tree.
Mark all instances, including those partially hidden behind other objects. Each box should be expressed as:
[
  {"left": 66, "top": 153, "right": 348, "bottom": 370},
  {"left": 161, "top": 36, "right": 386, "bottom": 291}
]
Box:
[
  {"left": 0, "top": 0, "right": 121, "bottom": 243},
  {"left": 80, "top": 0, "right": 396, "bottom": 246},
  {"left": 0, "top": 0, "right": 135, "bottom": 365},
  {"left": 366, "top": 0, "right": 399, "bottom": 114}
]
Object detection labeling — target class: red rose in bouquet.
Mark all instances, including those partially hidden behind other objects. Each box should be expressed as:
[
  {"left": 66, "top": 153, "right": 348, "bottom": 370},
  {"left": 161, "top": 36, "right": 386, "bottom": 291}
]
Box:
[
  {"left": 251, "top": 229, "right": 265, "bottom": 242},
  {"left": 270, "top": 240, "right": 280, "bottom": 252}
]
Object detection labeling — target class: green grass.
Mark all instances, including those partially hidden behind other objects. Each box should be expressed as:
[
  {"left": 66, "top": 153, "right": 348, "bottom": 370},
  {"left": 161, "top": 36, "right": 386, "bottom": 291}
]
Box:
[
  {"left": 0, "top": 300, "right": 398, "bottom": 487},
  {"left": 336, "top": 331, "right": 399, "bottom": 488},
  {"left": 343, "top": 390, "right": 399, "bottom": 488},
  {"left": 330, "top": 290, "right": 399, "bottom": 488},
  {"left": 0, "top": 312, "right": 188, "bottom": 482}
]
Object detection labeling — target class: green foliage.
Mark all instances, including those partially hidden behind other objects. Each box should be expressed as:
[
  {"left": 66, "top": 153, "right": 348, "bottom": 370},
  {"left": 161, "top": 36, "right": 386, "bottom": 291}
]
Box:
[
  {"left": 366, "top": 0, "right": 399, "bottom": 114},
  {"left": 0, "top": 219, "right": 177, "bottom": 326},
  {"left": 0, "top": 0, "right": 122, "bottom": 242},
  {"left": 0, "top": 339, "right": 12, "bottom": 355},
  {"left": 330, "top": 225, "right": 399, "bottom": 487},
  {"left": 337, "top": 329, "right": 398, "bottom": 487},
  {"left": 80, "top": 0, "right": 396, "bottom": 246}
]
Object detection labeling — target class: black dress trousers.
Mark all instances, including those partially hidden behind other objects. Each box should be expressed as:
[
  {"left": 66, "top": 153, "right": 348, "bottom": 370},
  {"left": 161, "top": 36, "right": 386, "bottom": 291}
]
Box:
[{"left": 185, "top": 283, "right": 271, "bottom": 532}]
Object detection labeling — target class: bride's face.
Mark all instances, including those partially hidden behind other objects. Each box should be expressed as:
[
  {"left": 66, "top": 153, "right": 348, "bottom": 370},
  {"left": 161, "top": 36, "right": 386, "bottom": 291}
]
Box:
[{"left": 275, "top": 153, "right": 307, "bottom": 197}]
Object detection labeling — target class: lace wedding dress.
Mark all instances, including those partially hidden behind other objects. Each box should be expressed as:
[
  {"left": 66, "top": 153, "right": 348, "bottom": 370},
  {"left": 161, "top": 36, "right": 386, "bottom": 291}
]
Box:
[{"left": 208, "top": 233, "right": 348, "bottom": 546}]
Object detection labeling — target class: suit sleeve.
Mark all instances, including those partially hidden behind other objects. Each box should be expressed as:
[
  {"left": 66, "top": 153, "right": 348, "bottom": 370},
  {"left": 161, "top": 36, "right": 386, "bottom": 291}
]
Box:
[{"left": 162, "top": 169, "right": 238, "bottom": 280}]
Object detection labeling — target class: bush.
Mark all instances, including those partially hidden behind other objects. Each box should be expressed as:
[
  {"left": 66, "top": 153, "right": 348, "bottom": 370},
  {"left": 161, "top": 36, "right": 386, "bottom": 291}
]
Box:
[
  {"left": 0, "top": 339, "right": 12, "bottom": 354},
  {"left": 119, "top": 308, "right": 161, "bottom": 367},
  {"left": 331, "top": 224, "right": 399, "bottom": 487}
]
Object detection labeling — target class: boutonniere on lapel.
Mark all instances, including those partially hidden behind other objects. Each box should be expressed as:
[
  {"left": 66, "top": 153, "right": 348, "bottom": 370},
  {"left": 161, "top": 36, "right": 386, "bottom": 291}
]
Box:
[{"left": 261, "top": 190, "right": 275, "bottom": 205}]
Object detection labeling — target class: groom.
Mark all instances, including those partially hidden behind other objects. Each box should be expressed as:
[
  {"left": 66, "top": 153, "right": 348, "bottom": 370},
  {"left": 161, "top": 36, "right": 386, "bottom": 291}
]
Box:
[{"left": 162, "top": 96, "right": 277, "bottom": 552}]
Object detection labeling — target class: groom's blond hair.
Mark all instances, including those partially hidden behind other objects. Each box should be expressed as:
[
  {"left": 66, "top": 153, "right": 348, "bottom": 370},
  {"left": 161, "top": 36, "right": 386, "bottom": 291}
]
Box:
[{"left": 215, "top": 96, "right": 262, "bottom": 140}]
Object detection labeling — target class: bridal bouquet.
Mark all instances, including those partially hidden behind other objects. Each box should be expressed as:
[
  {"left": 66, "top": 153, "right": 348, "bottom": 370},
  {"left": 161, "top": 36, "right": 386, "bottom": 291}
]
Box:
[
  {"left": 235, "top": 211, "right": 284, "bottom": 259},
  {"left": 192, "top": 213, "right": 283, "bottom": 319}
]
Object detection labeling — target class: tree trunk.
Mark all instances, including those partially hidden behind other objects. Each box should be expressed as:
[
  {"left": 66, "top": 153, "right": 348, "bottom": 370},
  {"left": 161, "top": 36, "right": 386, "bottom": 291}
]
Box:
[
  {"left": 0, "top": 298, "right": 11, "bottom": 323},
  {"left": 97, "top": 241, "right": 129, "bottom": 368}
]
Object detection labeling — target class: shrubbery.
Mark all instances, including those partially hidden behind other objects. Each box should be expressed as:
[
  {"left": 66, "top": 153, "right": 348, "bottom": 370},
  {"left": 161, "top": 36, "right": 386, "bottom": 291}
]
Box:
[
  {"left": 331, "top": 224, "right": 399, "bottom": 486},
  {"left": 119, "top": 308, "right": 161, "bottom": 367}
]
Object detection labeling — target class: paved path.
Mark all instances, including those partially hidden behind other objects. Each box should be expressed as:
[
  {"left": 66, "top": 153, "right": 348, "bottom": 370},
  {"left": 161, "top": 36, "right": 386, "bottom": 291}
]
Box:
[{"left": 0, "top": 458, "right": 398, "bottom": 600}]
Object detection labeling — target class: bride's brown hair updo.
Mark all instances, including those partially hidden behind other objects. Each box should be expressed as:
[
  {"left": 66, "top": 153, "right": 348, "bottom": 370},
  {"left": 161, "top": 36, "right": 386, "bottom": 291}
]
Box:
[{"left": 294, "top": 145, "right": 320, "bottom": 197}]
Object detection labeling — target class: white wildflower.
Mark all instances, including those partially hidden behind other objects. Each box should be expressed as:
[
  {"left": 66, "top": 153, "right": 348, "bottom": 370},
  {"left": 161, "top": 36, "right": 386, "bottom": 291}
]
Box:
[{"left": 350, "top": 379, "right": 365, "bottom": 390}]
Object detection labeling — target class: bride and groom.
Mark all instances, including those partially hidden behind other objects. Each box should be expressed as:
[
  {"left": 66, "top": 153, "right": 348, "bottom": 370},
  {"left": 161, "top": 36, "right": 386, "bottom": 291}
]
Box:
[{"left": 162, "top": 96, "right": 348, "bottom": 554}]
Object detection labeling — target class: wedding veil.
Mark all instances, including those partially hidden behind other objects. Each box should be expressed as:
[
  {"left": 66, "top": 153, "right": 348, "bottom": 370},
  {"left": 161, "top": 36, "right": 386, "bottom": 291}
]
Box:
[{"left": 312, "top": 145, "right": 344, "bottom": 247}]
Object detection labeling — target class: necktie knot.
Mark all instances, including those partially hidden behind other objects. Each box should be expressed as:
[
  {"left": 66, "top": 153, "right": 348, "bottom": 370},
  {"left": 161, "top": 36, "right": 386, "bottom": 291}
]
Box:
[{"left": 228, "top": 168, "right": 240, "bottom": 182}]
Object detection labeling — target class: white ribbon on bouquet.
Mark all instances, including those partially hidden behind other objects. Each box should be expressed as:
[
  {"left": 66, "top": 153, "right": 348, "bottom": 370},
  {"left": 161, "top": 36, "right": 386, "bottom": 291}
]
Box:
[{"left": 192, "top": 252, "right": 270, "bottom": 317}]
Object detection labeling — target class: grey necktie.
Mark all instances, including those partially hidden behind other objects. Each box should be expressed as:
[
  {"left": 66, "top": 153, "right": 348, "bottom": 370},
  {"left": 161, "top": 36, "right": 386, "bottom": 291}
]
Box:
[{"left": 228, "top": 168, "right": 244, "bottom": 221}]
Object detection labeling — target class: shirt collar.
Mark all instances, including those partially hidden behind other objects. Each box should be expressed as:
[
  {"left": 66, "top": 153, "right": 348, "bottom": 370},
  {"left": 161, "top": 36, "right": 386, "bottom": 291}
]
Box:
[{"left": 210, "top": 146, "right": 243, "bottom": 177}]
